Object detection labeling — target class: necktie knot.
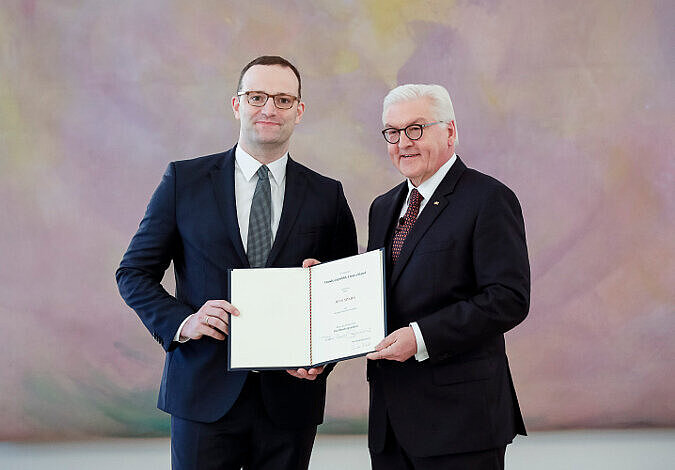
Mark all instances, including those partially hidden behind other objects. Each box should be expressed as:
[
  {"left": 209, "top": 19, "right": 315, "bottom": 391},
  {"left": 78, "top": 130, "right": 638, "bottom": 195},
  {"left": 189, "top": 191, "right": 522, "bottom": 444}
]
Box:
[
  {"left": 409, "top": 188, "right": 422, "bottom": 208},
  {"left": 256, "top": 165, "right": 270, "bottom": 180},
  {"left": 257, "top": 165, "right": 269, "bottom": 181}
]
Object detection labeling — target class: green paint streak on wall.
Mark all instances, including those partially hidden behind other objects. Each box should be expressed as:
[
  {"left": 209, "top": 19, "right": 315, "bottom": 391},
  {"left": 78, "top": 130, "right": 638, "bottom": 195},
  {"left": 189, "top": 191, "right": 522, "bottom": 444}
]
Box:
[
  {"left": 318, "top": 417, "right": 368, "bottom": 435},
  {"left": 0, "top": 63, "right": 26, "bottom": 172},
  {"left": 0, "top": 7, "right": 55, "bottom": 179},
  {"left": 23, "top": 373, "right": 168, "bottom": 437}
]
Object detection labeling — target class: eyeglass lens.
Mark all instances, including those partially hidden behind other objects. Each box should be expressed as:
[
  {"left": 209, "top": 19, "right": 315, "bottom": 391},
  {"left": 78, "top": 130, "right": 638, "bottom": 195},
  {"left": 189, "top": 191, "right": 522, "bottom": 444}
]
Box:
[
  {"left": 246, "top": 92, "right": 295, "bottom": 109},
  {"left": 384, "top": 124, "right": 423, "bottom": 143}
]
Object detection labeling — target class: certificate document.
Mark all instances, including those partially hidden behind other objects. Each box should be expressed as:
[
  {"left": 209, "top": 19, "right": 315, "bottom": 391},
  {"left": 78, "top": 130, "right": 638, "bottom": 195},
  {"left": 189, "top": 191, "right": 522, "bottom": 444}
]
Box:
[{"left": 228, "top": 249, "right": 386, "bottom": 370}]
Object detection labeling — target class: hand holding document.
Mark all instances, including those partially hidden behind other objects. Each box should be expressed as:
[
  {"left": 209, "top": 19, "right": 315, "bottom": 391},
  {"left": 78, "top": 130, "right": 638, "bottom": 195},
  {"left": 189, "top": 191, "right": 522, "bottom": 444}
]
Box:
[{"left": 228, "top": 249, "right": 386, "bottom": 370}]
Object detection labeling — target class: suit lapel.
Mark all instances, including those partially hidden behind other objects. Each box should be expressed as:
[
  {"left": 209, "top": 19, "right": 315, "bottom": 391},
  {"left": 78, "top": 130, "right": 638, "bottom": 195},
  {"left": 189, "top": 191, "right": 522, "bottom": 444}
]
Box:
[
  {"left": 266, "top": 156, "right": 307, "bottom": 267},
  {"left": 209, "top": 146, "right": 249, "bottom": 267},
  {"left": 371, "top": 183, "right": 408, "bottom": 260},
  {"left": 389, "top": 157, "right": 467, "bottom": 287}
]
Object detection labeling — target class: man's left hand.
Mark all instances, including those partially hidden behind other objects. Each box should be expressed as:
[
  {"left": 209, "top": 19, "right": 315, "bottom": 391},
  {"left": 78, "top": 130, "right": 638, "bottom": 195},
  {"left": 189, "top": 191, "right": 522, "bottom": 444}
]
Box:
[
  {"left": 366, "top": 326, "right": 417, "bottom": 362},
  {"left": 286, "top": 366, "right": 325, "bottom": 380}
]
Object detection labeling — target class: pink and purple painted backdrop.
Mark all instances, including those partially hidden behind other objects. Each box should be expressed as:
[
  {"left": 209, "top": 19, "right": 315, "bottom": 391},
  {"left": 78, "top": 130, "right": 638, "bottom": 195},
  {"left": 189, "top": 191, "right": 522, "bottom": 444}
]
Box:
[{"left": 1, "top": 1, "right": 673, "bottom": 439}]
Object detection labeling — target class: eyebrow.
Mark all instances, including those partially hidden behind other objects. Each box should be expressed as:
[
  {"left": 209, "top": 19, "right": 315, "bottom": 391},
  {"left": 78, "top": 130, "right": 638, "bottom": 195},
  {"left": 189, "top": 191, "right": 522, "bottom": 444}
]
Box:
[
  {"left": 383, "top": 117, "right": 428, "bottom": 128},
  {"left": 243, "top": 90, "right": 298, "bottom": 96}
]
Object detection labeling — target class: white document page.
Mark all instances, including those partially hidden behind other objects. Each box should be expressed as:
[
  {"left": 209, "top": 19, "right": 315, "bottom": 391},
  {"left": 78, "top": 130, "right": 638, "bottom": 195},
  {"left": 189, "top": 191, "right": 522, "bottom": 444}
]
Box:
[
  {"left": 229, "top": 267, "right": 310, "bottom": 369},
  {"left": 310, "top": 249, "right": 386, "bottom": 365}
]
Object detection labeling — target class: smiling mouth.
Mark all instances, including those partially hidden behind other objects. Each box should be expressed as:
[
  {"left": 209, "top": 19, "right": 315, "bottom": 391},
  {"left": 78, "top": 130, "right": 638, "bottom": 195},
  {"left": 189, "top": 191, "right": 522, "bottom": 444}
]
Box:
[
  {"left": 256, "top": 121, "right": 281, "bottom": 126},
  {"left": 400, "top": 153, "right": 419, "bottom": 158}
]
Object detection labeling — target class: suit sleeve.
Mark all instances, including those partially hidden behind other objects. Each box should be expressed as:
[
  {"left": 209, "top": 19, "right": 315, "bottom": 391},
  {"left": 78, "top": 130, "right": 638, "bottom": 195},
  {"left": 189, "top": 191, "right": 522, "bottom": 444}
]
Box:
[
  {"left": 416, "top": 184, "right": 530, "bottom": 361},
  {"left": 315, "top": 181, "right": 358, "bottom": 378},
  {"left": 329, "top": 182, "right": 359, "bottom": 260},
  {"left": 115, "top": 163, "right": 194, "bottom": 351}
]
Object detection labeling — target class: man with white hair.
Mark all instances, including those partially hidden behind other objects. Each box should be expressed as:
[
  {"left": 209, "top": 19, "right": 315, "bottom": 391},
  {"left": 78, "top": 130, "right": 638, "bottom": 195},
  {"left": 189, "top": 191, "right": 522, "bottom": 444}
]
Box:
[{"left": 366, "top": 84, "right": 530, "bottom": 469}]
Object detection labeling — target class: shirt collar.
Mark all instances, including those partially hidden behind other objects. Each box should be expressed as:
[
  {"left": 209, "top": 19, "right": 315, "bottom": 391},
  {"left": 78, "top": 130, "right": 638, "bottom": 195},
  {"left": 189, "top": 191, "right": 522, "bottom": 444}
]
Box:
[
  {"left": 406, "top": 153, "right": 457, "bottom": 202},
  {"left": 235, "top": 145, "right": 288, "bottom": 184}
]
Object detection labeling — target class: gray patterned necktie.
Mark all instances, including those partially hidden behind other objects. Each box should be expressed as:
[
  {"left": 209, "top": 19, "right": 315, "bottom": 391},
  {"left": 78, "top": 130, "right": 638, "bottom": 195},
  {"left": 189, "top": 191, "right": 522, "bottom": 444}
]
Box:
[{"left": 247, "top": 165, "right": 272, "bottom": 268}]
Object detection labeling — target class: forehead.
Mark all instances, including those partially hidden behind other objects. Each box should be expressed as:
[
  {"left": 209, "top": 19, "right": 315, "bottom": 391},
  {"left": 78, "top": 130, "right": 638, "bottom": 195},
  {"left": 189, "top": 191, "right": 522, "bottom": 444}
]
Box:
[
  {"left": 240, "top": 64, "right": 299, "bottom": 95},
  {"left": 384, "top": 97, "right": 434, "bottom": 127}
]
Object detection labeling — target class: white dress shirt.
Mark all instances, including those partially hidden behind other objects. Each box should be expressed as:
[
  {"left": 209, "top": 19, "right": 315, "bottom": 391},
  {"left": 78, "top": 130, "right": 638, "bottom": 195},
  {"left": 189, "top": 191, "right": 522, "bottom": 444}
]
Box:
[
  {"left": 399, "top": 154, "right": 457, "bottom": 361},
  {"left": 174, "top": 145, "right": 289, "bottom": 342},
  {"left": 234, "top": 145, "right": 287, "bottom": 249}
]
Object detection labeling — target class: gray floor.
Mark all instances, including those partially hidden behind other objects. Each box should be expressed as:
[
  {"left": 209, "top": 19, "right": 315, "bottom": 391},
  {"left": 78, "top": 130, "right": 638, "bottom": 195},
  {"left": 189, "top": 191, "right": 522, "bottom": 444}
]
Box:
[{"left": 1, "top": 430, "right": 674, "bottom": 469}]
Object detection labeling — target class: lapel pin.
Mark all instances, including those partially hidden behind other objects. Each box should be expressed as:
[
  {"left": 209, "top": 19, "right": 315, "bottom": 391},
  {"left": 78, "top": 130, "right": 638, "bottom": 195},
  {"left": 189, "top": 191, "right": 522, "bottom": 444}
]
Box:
[{"left": 433, "top": 201, "right": 439, "bottom": 205}]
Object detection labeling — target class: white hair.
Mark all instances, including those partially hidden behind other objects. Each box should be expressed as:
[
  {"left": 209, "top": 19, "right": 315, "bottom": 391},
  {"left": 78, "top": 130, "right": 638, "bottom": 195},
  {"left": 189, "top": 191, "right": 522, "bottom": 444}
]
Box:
[{"left": 382, "top": 84, "right": 458, "bottom": 144}]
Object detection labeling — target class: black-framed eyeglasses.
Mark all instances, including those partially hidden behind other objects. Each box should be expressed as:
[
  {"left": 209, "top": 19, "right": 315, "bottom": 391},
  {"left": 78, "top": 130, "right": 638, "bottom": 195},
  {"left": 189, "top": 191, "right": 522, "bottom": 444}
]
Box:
[
  {"left": 381, "top": 121, "right": 445, "bottom": 144},
  {"left": 237, "top": 91, "right": 299, "bottom": 110}
]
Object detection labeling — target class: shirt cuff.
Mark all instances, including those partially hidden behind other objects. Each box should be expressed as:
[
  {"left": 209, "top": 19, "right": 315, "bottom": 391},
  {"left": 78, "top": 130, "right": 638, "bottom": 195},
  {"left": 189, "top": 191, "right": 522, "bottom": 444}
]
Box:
[
  {"left": 173, "top": 315, "right": 192, "bottom": 343},
  {"left": 409, "top": 321, "right": 429, "bottom": 362}
]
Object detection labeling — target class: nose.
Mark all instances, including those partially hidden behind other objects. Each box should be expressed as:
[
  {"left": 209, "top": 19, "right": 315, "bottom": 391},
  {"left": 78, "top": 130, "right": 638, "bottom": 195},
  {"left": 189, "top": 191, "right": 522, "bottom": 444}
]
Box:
[
  {"left": 260, "top": 97, "right": 278, "bottom": 115},
  {"left": 398, "top": 131, "right": 414, "bottom": 149}
]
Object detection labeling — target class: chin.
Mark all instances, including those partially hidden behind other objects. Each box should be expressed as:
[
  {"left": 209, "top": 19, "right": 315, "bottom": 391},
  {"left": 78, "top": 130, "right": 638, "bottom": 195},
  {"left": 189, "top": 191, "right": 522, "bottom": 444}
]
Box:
[
  {"left": 254, "top": 132, "right": 282, "bottom": 142},
  {"left": 398, "top": 163, "right": 421, "bottom": 178}
]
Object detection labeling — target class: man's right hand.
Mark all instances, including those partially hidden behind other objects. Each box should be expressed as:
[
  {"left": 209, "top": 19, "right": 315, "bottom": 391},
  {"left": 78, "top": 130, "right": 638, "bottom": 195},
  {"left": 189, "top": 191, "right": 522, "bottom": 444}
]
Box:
[{"left": 179, "top": 300, "right": 240, "bottom": 341}]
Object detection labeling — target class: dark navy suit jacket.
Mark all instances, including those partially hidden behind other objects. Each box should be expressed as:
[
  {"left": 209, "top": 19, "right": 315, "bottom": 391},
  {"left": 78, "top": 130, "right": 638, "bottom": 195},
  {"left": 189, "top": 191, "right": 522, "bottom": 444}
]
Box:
[
  {"left": 366, "top": 157, "right": 530, "bottom": 457},
  {"left": 116, "top": 146, "right": 357, "bottom": 427}
]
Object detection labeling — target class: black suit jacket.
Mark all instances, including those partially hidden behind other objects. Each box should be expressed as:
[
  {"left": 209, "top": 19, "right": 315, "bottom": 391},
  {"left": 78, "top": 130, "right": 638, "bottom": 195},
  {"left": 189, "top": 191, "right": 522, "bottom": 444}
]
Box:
[
  {"left": 366, "top": 157, "right": 529, "bottom": 457},
  {"left": 116, "top": 145, "right": 357, "bottom": 426}
]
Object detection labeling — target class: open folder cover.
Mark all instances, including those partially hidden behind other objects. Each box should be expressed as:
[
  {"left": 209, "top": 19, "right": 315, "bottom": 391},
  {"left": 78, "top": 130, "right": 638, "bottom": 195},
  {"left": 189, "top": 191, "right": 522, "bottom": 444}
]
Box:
[{"left": 227, "top": 248, "right": 387, "bottom": 370}]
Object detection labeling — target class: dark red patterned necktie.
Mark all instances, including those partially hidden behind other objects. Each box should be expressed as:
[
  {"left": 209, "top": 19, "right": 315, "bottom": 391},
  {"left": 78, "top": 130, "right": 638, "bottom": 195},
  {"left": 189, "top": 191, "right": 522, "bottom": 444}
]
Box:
[{"left": 391, "top": 188, "right": 423, "bottom": 264}]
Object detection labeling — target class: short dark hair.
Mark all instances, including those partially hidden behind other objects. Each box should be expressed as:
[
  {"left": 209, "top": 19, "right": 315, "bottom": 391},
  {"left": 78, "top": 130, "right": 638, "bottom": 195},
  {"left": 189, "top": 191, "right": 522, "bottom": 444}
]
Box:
[{"left": 237, "top": 55, "right": 302, "bottom": 98}]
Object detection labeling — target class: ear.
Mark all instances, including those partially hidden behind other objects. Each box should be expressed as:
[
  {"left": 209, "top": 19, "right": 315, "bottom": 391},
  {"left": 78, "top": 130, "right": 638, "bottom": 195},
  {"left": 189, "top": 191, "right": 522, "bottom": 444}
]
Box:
[
  {"left": 232, "top": 96, "right": 241, "bottom": 120},
  {"left": 294, "top": 101, "right": 305, "bottom": 124},
  {"left": 447, "top": 120, "right": 455, "bottom": 146}
]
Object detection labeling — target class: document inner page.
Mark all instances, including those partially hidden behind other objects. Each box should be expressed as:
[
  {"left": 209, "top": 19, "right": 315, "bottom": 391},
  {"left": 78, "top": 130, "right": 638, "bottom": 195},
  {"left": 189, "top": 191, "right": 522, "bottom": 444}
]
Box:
[
  {"left": 310, "top": 250, "right": 386, "bottom": 364},
  {"left": 229, "top": 267, "right": 309, "bottom": 369}
]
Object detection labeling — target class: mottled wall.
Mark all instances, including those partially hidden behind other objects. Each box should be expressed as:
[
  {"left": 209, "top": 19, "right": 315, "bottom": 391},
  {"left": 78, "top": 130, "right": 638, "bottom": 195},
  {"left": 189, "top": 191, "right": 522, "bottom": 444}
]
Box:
[{"left": 1, "top": 0, "right": 673, "bottom": 439}]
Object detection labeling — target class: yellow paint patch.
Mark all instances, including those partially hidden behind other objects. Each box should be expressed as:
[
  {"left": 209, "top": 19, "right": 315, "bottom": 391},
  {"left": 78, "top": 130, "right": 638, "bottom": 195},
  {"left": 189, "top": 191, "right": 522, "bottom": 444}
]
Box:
[
  {"left": 334, "top": 49, "right": 360, "bottom": 74},
  {"left": 357, "top": 0, "right": 457, "bottom": 86}
]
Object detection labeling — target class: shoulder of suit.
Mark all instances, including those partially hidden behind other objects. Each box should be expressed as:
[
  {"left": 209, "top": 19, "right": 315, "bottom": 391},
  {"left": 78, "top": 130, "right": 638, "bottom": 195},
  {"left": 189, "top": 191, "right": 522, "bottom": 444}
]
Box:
[
  {"left": 163, "top": 150, "right": 232, "bottom": 189},
  {"left": 460, "top": 167, "right": 505, "bottom": 186},
  {"left": 375, "top": 181, "right": 406, "bottom": 200},
  {"left": 172, "top": 150, "right": 230, "bottom": 170},
  {"left": 460, "top": 167, "right": 519, "bottom": 201},
  {"left": 289, "top": 159, "right": 343, "bottom": 187},
  {"left": 369, "top": 181, "right": 406, "bottom": 211}
]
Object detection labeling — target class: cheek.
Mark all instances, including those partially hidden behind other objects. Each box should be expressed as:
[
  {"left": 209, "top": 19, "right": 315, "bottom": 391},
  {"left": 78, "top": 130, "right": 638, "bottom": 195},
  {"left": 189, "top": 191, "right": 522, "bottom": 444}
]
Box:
[
  {"left": 389, "top": 153, "right": 400, "bottom": 170},
  {"left": 387, "top": 145, "right": 398, "bottom": 161},
  {"left": 241, "top": 109, "right": 254, "bottom": 122}
]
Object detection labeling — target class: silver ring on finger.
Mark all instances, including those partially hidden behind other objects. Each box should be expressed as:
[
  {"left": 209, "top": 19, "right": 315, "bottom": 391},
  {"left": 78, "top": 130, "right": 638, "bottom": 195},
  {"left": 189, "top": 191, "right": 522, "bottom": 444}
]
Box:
[{"left": 204, "top": 316, "right": 210, "bottom": 326}]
